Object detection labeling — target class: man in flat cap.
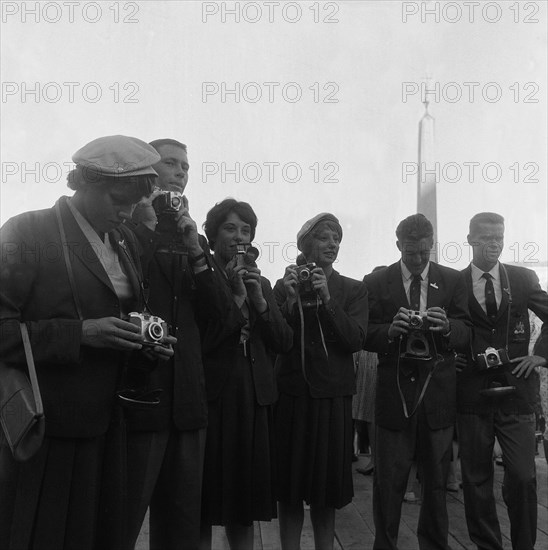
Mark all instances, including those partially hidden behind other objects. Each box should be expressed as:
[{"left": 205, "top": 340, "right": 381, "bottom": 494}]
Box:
[
  {"left": 364, "top": 213, "right": 471, "bottom": 550},
  {"left": 122, "top": 139, "right": 230, "bottom": 550}
]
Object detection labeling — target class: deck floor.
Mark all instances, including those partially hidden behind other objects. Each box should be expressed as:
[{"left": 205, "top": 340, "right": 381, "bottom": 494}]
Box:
[{"left": 136, "top": 447, "right": 548, "bottom": 549}]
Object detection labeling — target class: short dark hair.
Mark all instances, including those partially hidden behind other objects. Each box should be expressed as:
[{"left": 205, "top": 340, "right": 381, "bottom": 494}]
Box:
[
  {"left": 396, "top": 213, "right": 433, "bottom": 242},
  {"left": 469, "top": 212, "right": 505, "bottom": 235},
  {"left": 149, "top": 138, "right": 187, "bottom": 153},
  {"left": 203, "top": 198, "right": 258, "bottom": 250}
]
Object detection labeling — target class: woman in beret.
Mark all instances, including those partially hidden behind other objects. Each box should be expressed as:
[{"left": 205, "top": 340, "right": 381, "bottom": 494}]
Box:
[
  {"left": 199, "top": 199, "right": 293, "bottom": 550},
  {"left": 273, "top": 213, "right": 368, "bottom": 550},
  {"left": 0, "top": 135, "right": 172, "bottom": 550}
]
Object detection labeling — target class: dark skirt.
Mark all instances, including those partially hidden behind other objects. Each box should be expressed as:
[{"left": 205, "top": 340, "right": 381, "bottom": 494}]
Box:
[
  {"left": 274, "top": 391, "right": 354, "bottom": 509},
  {"left": 201, "top": 349, "right": 276, "bottom": 526},
  {"left": 0, "top": 435, "right": 105, "bottom": 550}
]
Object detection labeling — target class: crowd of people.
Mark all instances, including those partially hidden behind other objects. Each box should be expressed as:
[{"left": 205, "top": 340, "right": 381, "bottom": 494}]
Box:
[{"left": 1, "top": 134, "right": 547, "bottom": 550}]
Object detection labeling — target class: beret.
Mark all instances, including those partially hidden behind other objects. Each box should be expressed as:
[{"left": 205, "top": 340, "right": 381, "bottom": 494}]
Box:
[
  {"left": 72, "top": 135, "right": 160, "bottom": 178},
  {"left": 296, "top": 212, "right": 343, "bottom": 251}
]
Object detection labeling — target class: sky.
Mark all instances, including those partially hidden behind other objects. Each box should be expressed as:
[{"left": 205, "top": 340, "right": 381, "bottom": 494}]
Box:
[{"left": 1, "top": 0, "right": 546, "bottom": 283}]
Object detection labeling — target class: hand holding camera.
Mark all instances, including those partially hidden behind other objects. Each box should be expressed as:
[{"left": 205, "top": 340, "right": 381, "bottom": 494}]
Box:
[
  {"left": 424, "top": 307, "right": 450, "bottom": 334},
  {"left": 81, "top": 317, "right": 145, "bottom": 351},
  {"left": 128, "top": 312, "right": 176, "bottom": 360},
  {"left": 388, "top": 307, "right": 412, "bottom": 339}
]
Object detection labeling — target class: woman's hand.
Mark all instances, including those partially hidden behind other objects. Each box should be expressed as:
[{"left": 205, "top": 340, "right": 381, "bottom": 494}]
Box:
[
  {"left": 243, "top": 267, "right": 267, "bottom": 313},
  {"left": 82, "top": 317, "right": 144, "bottom": 351},
  {"left": 175, "top": 196, "right": 202, "bottom": 255},
  {"left": 283, "top": 265, "right": 298, "bottom": 298},
  {"left": 226, "top": 258, "right": 247, "bottom": 307},
  {"left": 311, "top": 267, "right": 330, "bottom": 304}
]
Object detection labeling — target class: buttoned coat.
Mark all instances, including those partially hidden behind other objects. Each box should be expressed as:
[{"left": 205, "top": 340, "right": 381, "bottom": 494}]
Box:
[
  {"left": 0, "top": 196, "right": 143, "bottom": 438},
  {"left": 273, "top": 270, "right": 368, "bottom": 398},
  {"left": 457, "top": 263, "right": 548, "bottom": 414},
  {"left": 364, "top": 261, "right": 471, "bottom": 431}
]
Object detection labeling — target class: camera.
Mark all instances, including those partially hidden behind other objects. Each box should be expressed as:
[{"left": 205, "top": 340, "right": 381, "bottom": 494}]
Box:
[
  {"left": 128, "top": 312, "right": 169, "bottom": 348},
  {"left": 152, "top": 190, "right": 186, "bottom": 254},
  {"left": 402, "top": 311, "right": 432, "bottom": 360},
  {"left": 235, "top": 244, "right": 259, "bottom": 268},
  {"left": 294, "top": 262, "right": 318, "bottom": 307},
  {"left": 476, "top": 348, "right": 515, "bottom": 397},
  {"left": 476, "top": 347, "right": 510, "bottom": 370}
]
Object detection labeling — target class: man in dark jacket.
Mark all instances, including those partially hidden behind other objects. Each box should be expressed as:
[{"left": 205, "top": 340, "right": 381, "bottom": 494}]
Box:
[
  {"left": 457, "top": 212, "right": 548, "bottom": 550},
  {"left": 364, "top": 213, "right": 471, "bottom": 550},
  {"left": 123, "top": 139, "right": 230, "bottom": 550}
]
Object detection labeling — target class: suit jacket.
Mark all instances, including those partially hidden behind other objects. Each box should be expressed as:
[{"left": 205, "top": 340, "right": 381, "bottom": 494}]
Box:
[
  {"left": 273, "top": 270, "right": 368, "bottom": 398},
  {"left": 364, "top": 261, "right": 471, "bottom": 431},
  {"left": 0, "top": 196, "right": 142, "bottom": 438},
  {"left": 457, "top": 263, "right": 548, "bottom": 415},
  {"left": 201, "top": 264, "right": 293, "bottom": 405},
  {"left": 124, "top": 227, "right": 240, "bottom": 431}
]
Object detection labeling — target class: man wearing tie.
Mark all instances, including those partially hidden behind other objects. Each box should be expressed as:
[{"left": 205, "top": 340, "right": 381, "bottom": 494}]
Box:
[
  {"left": 364, "top": 213, "right": 471, "bottom": 550},
  {"left": 457, "top": 212, "right": 548, "bottom": 550}
]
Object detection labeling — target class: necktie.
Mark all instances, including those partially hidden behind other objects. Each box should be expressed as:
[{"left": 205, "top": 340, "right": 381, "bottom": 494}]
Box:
[
  {"left": 483, "top": 272, "right": 497, "bottom": 319},
  {"left": 409, "top": 274, "right": 422, "bottom": 311}
]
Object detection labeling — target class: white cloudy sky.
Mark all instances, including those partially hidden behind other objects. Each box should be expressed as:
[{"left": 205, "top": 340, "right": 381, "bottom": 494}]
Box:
[{"left": 1, "top": 0, "right": 546, "bottom": 283}]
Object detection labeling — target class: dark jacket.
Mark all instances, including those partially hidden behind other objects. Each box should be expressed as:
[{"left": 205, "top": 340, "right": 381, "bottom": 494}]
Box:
[
  {"left": 364, "top": 261, "right": 471, "bottom": 431},
  {"left": 457, "top": 263, "right": 548, "bottom": 415},
  {"left": 201, "top": 262, "right": 293, "bottom": 405},
  {"left": 124, "top": 227, "right": 231, "bottom": 431},
  {"left": 273, "top": 270, "right": 368, "bottom": 398},
  {"left": 0, "top": 196, "right": 142, "bottom": 438}
]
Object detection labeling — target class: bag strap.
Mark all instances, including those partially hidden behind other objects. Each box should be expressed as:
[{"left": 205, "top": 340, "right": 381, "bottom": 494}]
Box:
[
  {"left": 20, "top": 323, "right": 44, "bottom": 417},
  {"left": 55, "top": 201, "right": 83, "bottom": 320}
]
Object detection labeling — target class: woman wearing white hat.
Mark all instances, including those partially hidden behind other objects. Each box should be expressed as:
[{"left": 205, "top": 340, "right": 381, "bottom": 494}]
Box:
[{"left": 273, "top": 213, "right": 369, "bottom": 550}]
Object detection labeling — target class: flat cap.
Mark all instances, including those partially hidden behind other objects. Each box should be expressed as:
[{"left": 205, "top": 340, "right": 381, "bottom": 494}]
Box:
[
  {"left": 297, "top": 212, "right": 343, "bottom": 251},
  {"left": 72, "top": 135, "right": 160, "bottom": 178}
]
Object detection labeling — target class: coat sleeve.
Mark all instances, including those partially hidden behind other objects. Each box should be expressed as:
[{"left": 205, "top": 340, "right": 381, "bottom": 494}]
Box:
[
  {"left": 0, "top": 215, "right": 83, "bottom": 366},
  {"left": 444, "top": 271, "right": 472, "bottom": 353},
  {"left": 252, "top": 278, "right": 293, "bottom": 354},
  {"left": 319, "top": 279, "right": 368, "bottom": 353}
]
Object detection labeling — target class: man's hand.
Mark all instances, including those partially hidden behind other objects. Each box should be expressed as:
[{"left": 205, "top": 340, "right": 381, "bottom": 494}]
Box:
[
  {"left": 132, "top": 188, "right": 163, "bottom": 231},
  {"left": 454, "top": 352, "right": 468, "bottom": 372},
  {"left": 388, "top": 307, "right": 411, "bottom": 339},
  {"left": 426, "top": 307, "right": 451, "bottom": 335},
  {"left": 82, "top": 317, "right": 143, "bottom": 351},
  {"left": 510, "top": 354, "right": 547, "bottom": 379},
  {"left": 175, "top": 196, "right": 202, "bottom": 254},
  {"left": 143, "top": 335, "right": 177, "bottom": 361}
]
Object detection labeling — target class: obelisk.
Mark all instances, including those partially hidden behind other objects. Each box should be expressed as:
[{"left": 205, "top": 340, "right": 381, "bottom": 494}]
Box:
[{"left": 417, "top": 81, "right": 438, "bottom": 261}]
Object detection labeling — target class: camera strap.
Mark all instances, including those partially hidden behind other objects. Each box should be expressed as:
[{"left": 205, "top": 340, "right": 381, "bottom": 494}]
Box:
[
  {"left": 55, "top": 202, "right": 83, "bottom": 320},
  {"left": 500, "top": 263, "right": 513, "bottom": 353},
  {"left": 396, "top": 335, "right": 443, "bottom": 419},
  {"left": 296, "top": 292, "right": 329, "bottom": 388}
]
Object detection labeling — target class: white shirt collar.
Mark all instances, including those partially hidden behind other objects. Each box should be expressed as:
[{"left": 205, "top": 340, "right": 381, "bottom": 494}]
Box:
[
  {"left": 471, "top": 261, "right": 500, "bottom": 282},
  {"left": 400, "top": 260, "right": 430, "bottom": 282}
]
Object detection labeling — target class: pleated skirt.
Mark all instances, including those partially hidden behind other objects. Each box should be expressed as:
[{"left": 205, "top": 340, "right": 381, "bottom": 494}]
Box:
[
  {"left": 201, "top": 349, "right": 277, "bottom": 526},
  {"left": 274, "top": 391, "right": 354, "bottom": 509},
  {"left": 0, "top": 435, "right": 105, "bottom": 550}
]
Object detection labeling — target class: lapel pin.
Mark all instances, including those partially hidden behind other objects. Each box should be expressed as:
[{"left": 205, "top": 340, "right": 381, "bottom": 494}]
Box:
[{"left": 430, "top": 282, "right": 438, "bottom": 290}]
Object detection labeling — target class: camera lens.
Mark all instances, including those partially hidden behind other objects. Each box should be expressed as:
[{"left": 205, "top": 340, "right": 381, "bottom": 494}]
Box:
[
  {"left": 299, "top": 269, "right": 311, "bottom": 281},
  {"left": 409, "top": 316, "right": 422, "bottom": 328},
  {"left": 486, "top": 353, "right": 498, "bottom": 365},
  {"left": 147, "top": 322, "right": 164, "bottom": 341},
  {"left": 171, "top": 196, "right": 182, "bottom": 209}
]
